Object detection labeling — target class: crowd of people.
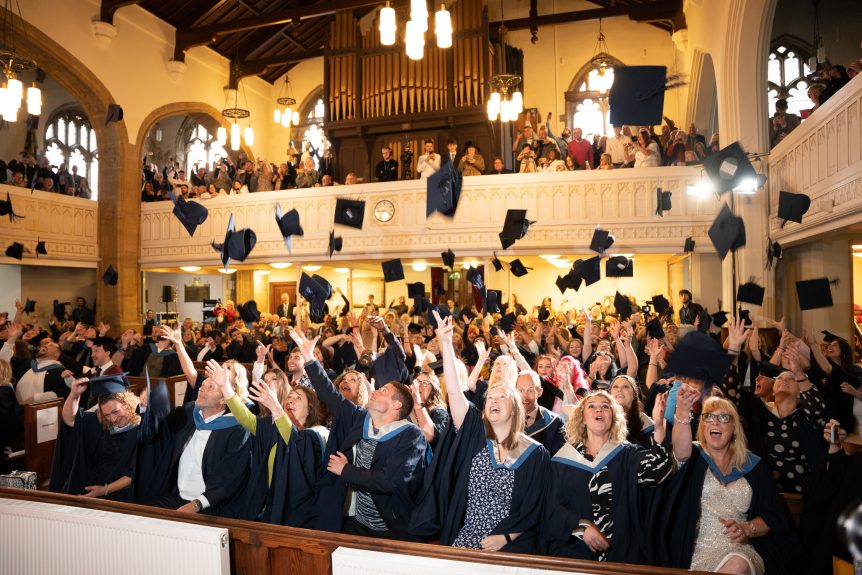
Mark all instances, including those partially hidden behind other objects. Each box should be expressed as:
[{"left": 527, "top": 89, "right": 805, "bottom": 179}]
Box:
[
  {"left": 0, "top": 152, "right": 92, "bottom": 198},
  {"left": 1, "top": 284, "right": 861, "bottom": 575}
]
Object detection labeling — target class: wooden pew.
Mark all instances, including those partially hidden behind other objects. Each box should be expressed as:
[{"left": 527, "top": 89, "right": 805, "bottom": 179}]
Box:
[
  {"left": 0, "top": 488, "right": 709, "bottom": 575},
  {"left": 128, "top": 375, "right": 190, "bottom": 408},
  {"left": 21, "top": 398, "right": 64, "bottom": 489}
]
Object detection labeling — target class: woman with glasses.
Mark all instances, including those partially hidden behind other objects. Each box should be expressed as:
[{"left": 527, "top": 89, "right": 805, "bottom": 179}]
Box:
[
  {"left": 661, "top": 387, "right": 797, "bottom": 575},
  {"left": 410, "top": 370, "right": 450, "bottom": 448}
]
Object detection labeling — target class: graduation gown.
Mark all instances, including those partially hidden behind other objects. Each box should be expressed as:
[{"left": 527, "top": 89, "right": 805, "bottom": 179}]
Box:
[
  {"left": 305, "top": 360, "right": 428, "bottom": 537},
  {"left": 261, "top": 424, "right": 327, "bottom": 527},
  {"left": 657, "top": 444, "right": 800, "bottom": 575},
  {"left": 410, "top": 404, "right": 549, "bottom": 553},
  {"left": 128, "top": 343, "right": 182, "bottom": 377},
  {"left": 525, "top": 406, "right": 566, "bottom": 456},
  {"left": 49, "top": 410, "right": 138, "bottom": 502}
]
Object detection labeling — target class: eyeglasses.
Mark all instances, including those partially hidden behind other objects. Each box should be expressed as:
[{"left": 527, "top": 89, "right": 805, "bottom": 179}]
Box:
[
  {"left": 702, "top": 413, "right": 733, "bottom": 424},
  {"left": 415, "top": 379, "right": 432, "bottom": 387}
]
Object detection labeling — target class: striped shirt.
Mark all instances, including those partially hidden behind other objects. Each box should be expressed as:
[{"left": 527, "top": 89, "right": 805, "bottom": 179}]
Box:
[{"left": 353, "top": 439, "right": 388, "bottom": 532}]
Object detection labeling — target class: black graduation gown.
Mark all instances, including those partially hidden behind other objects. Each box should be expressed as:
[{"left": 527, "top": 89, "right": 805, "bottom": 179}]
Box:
[
  {"left": 538, "top": 377, "right": 563, "bottom": 411},
  {"left": 524, "top": 406, "right": 566, "bottom": 456},
  {"left": 539, "top": 442, "right": 655, "bottom": 563},
  {"left": 409, "top": 404, "right": 549, "bottom": 553},
  {"left": 49, "top": 410, "right": 138, "bottom": 502},
  {"left": 657, "top": 445, "right": 800, "bottom": 575},
  {"left": 261, "top": 423, "right": 326, "bottom": 527},
  {"left": 128, "top": 344, "right": 182, "bottom": 377},
  {"left": 305, "top": 360, "right": 428, "bottom": 537},
  {"left": 0, "top": 385, "right": 22, "bottom": 452}
]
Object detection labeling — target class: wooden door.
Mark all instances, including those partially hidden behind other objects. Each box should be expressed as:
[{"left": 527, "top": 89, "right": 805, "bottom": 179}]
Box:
[{"left": 269, "top": 282, "right": 296, "bottom": 315}]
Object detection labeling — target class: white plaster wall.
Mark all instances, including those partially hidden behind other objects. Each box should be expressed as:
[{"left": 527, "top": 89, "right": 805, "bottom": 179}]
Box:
[{"left": 0, "top": 264, "right": 22, "bottom": 318}]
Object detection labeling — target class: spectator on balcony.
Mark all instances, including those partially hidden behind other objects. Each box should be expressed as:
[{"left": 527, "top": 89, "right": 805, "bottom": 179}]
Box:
[
  {"left": 667, "top": 131, "right": 688, "bottom": 166},
  {"left": 708, "top": 132, "right": 720, "bottom": 155},
  {"left": 72, "top": 297, "right": 95, "bottom": 326},
  {"left": 141, "top": 181, "right": 160, "bottom": 202},
  {"left": 769, "top": 99, "right": 801, "bottom": 148},
  {"left": 516, "top": 141, "right": 537, "bottom": 173},
  {"left": 591, "top": 134, "right": 604, "bottom": 169},
  {"left": 677, "top": 290, "right": 703, "bottom": 326},
  {"left": 255, "top": 161, "right": 274, "bottom": 192},
  {"left": 230, "top": 180, "right": 249, "bottom": 194},
  {"left": 513, "top": 122, "right": 538, "bottom": 161},
  {"left": 566, "top": 128, "right": 593, "bottom": 169},
  {"left": 10, "top": 171, "right": 26, "bottom": 187},
  {"left": 535, "top": 126, "right": 560, "bottom": 161},
  {"left": 417, "top": 140, "right": 441, "bottom": 180},
  {"left": 538, "top": 148, "right": 565, "bottom": 172},
  {"left": 564, "top": 155, "right": 577, "bottom": 171},
  {"left": 320, "top": 174, "right": 335, "bottom": 186},
  {"left": 320, "top": 148, "right": 335, "bottom": 179},
  {"left": 190, "top": 166, "right": 208, "bottom": 188},
  {"left": 545, "top": 111, "right": 571, "bottom": 160},
  {"left": 168, "top": 169, "right": 190, "bottom": 192},
  {"left": 344, "top": 172, "right": 360, "bottom": 185},
  {"left": 72, "top": 166, "right": 91, "bottom": 199},
  {"left": 848, "top": 59, "right": 861, "bottom": 79},
  {"left": 686, "top": 123, "right": 707, "bottom": 150},
  {"left": 442, "top": 139, "right": 462, "bottom": 168},
  {"left": 485, "top": 157, "right": 512, "bottom": 175},
  {"left": 295, "top": 158, "right": 320, "bottom": 189},
  {"left": 375, "top": 146, "right": 399, "bottom": 182},
  {"left": 629, "top": 129, "right": 660, "bottom": 168},
  {"left": 605, "top": 126, "right": 628, "bottom": 168},
  {"left": 597, "top": 153, "right": 613, "bottom": 170},
  {"left": 41, "top": 176, "right": 58, "bottom": 194},
  {"left": 458, "top": 143, "right": 485, "bottom": 176}
]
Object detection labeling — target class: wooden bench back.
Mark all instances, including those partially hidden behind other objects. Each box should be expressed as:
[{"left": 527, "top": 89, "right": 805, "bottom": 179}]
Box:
[{"left": 21, "top": 398, "right": 64, "bottom": 489}]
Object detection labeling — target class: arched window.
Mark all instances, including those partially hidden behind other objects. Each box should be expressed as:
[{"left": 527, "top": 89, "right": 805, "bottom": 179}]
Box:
[
  {"left": 181, "top": 121, "right": 227, "bottom": 176},
  {"left": 43, "top": 109, "right": 99, "bottom": 200},
  {"left": 565, "top": 55, "right": 624, "bottom": 141},
  {"left": 295, "top": 91, "right": 327, "bottom": 170},
  {"left": 767, "top": 36, "right": 814, "bottom": 117}
]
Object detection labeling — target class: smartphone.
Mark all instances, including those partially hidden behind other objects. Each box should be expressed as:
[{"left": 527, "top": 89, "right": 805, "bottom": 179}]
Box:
[{"left": 830, "top": 426, "right": 837, "bottom": 444}]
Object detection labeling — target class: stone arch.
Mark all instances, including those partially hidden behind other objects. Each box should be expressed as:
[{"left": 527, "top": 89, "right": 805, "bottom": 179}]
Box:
[{"left": 687, "top": 49, "right": 718, "bottom": 136}]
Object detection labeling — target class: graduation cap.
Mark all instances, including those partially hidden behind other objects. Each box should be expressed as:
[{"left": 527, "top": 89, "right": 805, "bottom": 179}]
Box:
[
  {"left": 105, "top": 104, "right": 124, "bottom": 124},
  {"left": 684, "top": 237, "right": 695, "bottom": 253},
  {"left": 736, "top": 280, "right": 765, "bottom": 306},
  {"left": 702, "top": 141, "right": 757, "bottom": 195},
  {"left": 708, "top": 203, "right": 746, "bottom": 260},
  {"left": 238, "top": 300, "right": 260, "bottom": 328},
  {"left": 555, "top": 270, "right": 580, "bottom": 294},
  {"left": 211, "top": 213, "right": 257, "bottom": 269},
  {"left": 381, "top": 259, "right": 405, "bottom": 282},
  {"left": 35, "top": 240, "right": 47, "bottom": 256},
  {"left": 738, "top": 308, "right": 752, "bottom": 326},
  {"left": 407, "top": 282, "right": 425, "bottom": 299},
  {"left": 434, "top": 281, "right": 446, "bottom": 296},
  {"left": 426, "top": 160, "right": 463, "bottom": 217},
  {"left": 538, "top": 307, "right": 551, "bottom": 322},
  {"left": 299, "top": 273, "right": 332, "bottom": 322},
  {"left": 757, "top": 361, "right": 784, "bottom": 379},
  {"left": 665, "top": 330, "right": 733, "bottom": 382},
  {"left": 608, "top": 65, "right": 669, "bottom": 126},
  {"left": 491, "top": 252, "right": 504, "bottom": 272},
  {"left": 89, "top": 374, "right": 129, "bottom": 398},
  {"left": 614, "top": 291, "right": 633, "bottom": 320},
  {"left": 590, "top": 226, "right": 615, "bottom": 255},
  {"left": 5, "top": 241, "right": 24, "bottom": 260},
  {"left": 578, "top": 256, "right": 602, "bottom": 286},
  {"left": 275, "top": 204, "right": 303, "bottom": 253},
  {"left": 498, "top": 312, "right": 517, "bottom": 333},
  {"left": 509, "top": 258, "right": 530, "bottom": 277},
  {"left": 441, "top": 248, "right": 455, "bottom": 269},
  {"left": 697, "top": 309, "right": 712, "bottom": 332},
  {"left": 821, "top": 330, "right": 844, "bottom": 343},
  {"left": 334, "top": 198, "right": 365, "bottom": 229},
  {"left": 466, "top": 268, "right": 484, "bottom": 290},
  {"left": 498, "top": 209, "right": 535, "bottom": 250},
  {"left": 486, "top": 289, "right": 502, "bottom": 314},
  {"left": 606, "top": 255, "right": 634, "bottom": 277},
  {"left": 651, "top": 294, "right": 670, "bottom": 315},
  {"left": 53, "top": 300, "right": 68, "bottom": 320},
  {"left": 655, "top": 188, "right": 672, "bottom": 216},
  {"left": 711, "top": 310, "right": 729, "bottom": 328},
  {"left": 427, "top": 303, "right": 451, "bottom": 328},
  {"left": 102, "top": 264, "right": 118, "bottom": 286},
  {"left": 796, "top": 277, "right": 835, "bottom": 310},
  {"left": 0, "top": 192, "right": 25, "bottom": 223},
  {"left": 373, "top": 348, "right": 411, "bottom": 386},
  {"left": 646, "top": 317, "right": 665, "bottom": 339},
  {"left": 777, "top": 191, "right": 811, "bottom": 226},
  {"left": 328, "top": 230, "right": 343, "bottom": 258},
  {"left": 23, "top": 299, "right": 35, "bottom": 314},
  {"left": 168, "top": 192, "right": 209, "bottom": 237},
  {"left": 766, "top": 240, "right": 782, "bottom": 270}
]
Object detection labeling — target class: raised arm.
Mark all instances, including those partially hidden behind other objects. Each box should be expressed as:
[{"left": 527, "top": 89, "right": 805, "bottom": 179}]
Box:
[
  {"left": 435, "top": 310, "right": 468, "bottom": 429},
  {"left": 289, "top": 329, "right": 345, "bottom": 414},
  {"left": 644, "top": 337, "right": 663, "bottom": 389},
  {"left": 248, "top": 378, "right": 292, "bottom": 445},
  {"left": 581, "top": 309, "right": 593, "bottom": 361},
  {"left": 209, "top": 359, "right": 257, "bottom": 435},
  {"left": 506, "top": 331, "right": 532, "bottom": 372},
  {"left": 410, "top": 381, "right": 436, "bottom": 443},
  {"left": 802, "top": 328, "right": 831, "bottom": 375},
  {"left": 622, "top": 326, "right": 639, "bottom": 378},
  {"left": 62, "top": 378, "right": 90, "bottom": 427},
  {"left": 671, "top": 384, "right": 699, "bottom": 463},
  {"left": 159, "top": 325, "right": 197, "bottom": 387},
  {"left": 466, "top": 341, "right": 491, "bottom": 393}
]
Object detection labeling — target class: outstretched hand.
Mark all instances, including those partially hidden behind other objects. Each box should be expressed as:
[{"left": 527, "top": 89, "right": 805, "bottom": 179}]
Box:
[{"left": 289, "top": 329, "right": 320, "bottom": 364}]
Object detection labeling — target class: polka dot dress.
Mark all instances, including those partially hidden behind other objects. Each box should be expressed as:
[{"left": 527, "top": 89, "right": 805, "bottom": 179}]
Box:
[
  {"left": 452, "top": 446, "right": 515, "bottom": 549},
  {"left": 765, "top": 417, "right": 808, "bottom": 493}
]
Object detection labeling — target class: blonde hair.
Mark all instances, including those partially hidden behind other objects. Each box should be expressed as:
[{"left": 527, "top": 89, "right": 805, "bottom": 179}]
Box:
[
  {"left": 223, "top": 359, "right": 249, "bottom": 400},
  {"left": 489, "top": 354, "right": 518, "bottom": 388},
  {"left": 565, "top": 390, "right": 628, "bottom": 445},
  {"left": 697, "top": 397, "right": 749, "bottom": 470},
  {"left": 97, "top": 392, "right": 142, "bottom": 430},
  {"left": 334, "top": 369, "right": 370, "bottom": 407},
  {"left": 482, "top": 383, "right": 525, "bottom": 450},
  {"left": 0, "top": 359, "right": 12, "bottom": 385}
]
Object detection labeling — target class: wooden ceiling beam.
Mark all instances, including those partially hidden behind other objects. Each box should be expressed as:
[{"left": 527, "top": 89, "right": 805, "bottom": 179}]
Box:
[
  {"left": 98, "top": 0, "right": 144, "bottom": 25},
  {"left": 229, "top": 49, "right": 325, "bottom": 87}
]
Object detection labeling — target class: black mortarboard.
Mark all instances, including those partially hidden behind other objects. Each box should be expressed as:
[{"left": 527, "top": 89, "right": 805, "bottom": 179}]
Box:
[
  {"left": 211, "top": 213, "right": 256, "bottom": 269},
  {"left": 820, "top": 330, "right": 840, "bottom": 343},
  {"left": 426, "top": 160, "right": 462, "bottom": 217},
  {"left": 169, "top": 192, "right": 209, "bottom": 237},
  {"left": 738, "top": 308, "right": 752, "bottom": 326},
  {"left": 646, "top": 317, "right": 665, "bottom": 339},
  {"left": 608, "top": 65, "right": 668, "bottom": 126},
  {"left": 684, "top": 237, "right": 695, "bottom": 253},
  {"left": 299, "top": 273, "right": 328, "bottom": 320},
  {"left": 407, "top": 282, "right": 425, "bottom": 299},
  {"left": 428, "top": 303, "right": 451, "bottom": 328},
  {"left": 36, "top": 240, "right": 47, "bottom": 255},
  {"left": 614, "top": 291, "right": 633, "bottom": 320},
  {"left": 498, "top": 312, "right": 516, "bottom": 333},
  {"left": 466, "top": 268, "right": 484, "bottom": 290},
  {"left": 0, "top": 191, "right": 25, "bottom": 223},
  {"left": 434, "top": 281, "right": 446, "bottom": 296},
  {"left": 556, "top": 270, "right": 579, "bottom": 293},
  {"left": 486, "top": 289, "right": 502, "bottom": 314},
  {"left": 651, "top": 294, "right": 670, "bottom": 315},
  {"left": 23, "top": 299, "right": 35, "bottom": 314},
  {"left": 796, "top": 277, "right": 834, "bottom": 310},
  {"left": 509, "top": 258, "right": 530, "bottom": 277},
  {"left": 590, "top": 226, "right": 614, "bottom": 254},
  {"left": 736, "top": 280, "right": 765, "bottom": 306},
  {"left": 89, "top": 374, "right": 129, "bottom": 397},
  {"left": 766, "top": 240, "right": 782, "bottom": 270},
  {"left": 491, "top": 252, "right": 504, "bottom": 272},
  {"left": 538, "top": 307, "right": 551, "bottom": 322},
  {"left": 665, "top": 330, "right": 733, "bottom": 382},
  {"left": 498, "top": 209, "right": 534, "bottom": 250},
  {"left": 372, "top": 347, "right": 411, "bottom": 386},
  {"left": 334, "top": 198, "right": 365, "bottom": 229},
  {"left": 777, "top": 191, "right": 811, "bottom": 226},
  {"left": 708, "top": 203, "right": 746, "bottom": 260},
  {"left": 441, "top": 249, "right": 455, "bottom": 269},
  {"left": 105, "top": 104, "right": 124, "bottom": 124},
  {"left": 577, "top": 256, "right": 602, "bottom": 286},
  {"left": 382, "top": 259, "right": 405, "bottom": 282},
  {"left": 275, "top": 203, "right": 303, "bottom": 253},
  {"left": 238, "top": 300, "right": 260, "bottom": 328},
  {"left": 328, "top": 230, "right": 343, "bottom": 258},
  {"left": 5, "top": 242, "right": 24, "bottom": 260},
  {"left": 655, "top": 188, "right": 672, "bottom": 216},
  {"left": 53, "top": 300, "right": 67, "bottom": 320},
  {"left": 605, "top": 255, "right": 634, "bottom": 277},
  {"left": 711, "top": 310, "right": 729, "bottom": 327},
  {"left": 697, "top": 309, "right": 712, "bottom": 332},
  {"left": 757, "top": 361, "right": 784, "bottom": 379},
  {"left": 702, "top": 141, "right": 756, "bottom": 195},
  {"left": 103, "top": 264, "right": 118, "bottom": 286}
]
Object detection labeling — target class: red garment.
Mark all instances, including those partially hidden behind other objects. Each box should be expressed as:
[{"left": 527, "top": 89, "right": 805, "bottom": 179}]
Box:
[{"left": 566, "top": 138, "right": 593, "bottom": 169}]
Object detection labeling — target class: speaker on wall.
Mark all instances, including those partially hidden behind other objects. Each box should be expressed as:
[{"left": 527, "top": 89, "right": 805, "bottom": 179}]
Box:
[{"left": 161, "top": 285, "right": 175, "bottom": 303}]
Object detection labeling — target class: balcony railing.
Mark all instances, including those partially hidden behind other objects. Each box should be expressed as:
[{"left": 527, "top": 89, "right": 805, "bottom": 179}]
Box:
[
  {"left": 768, "top": 76, "right": 862, "bottom": 241},
  {"left": 0, "top": 184, "right": 99, "bottom": 266},
  {"left": 139, "top": 167, "right": 718, "bottom": 267}
]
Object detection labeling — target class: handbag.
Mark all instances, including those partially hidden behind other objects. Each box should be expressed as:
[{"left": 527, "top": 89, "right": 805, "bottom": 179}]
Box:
[{"left": 0, "top": 470, "right": 38, "bottom": 490}]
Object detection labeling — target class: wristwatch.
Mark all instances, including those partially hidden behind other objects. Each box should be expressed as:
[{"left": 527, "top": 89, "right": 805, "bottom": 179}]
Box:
[{"left": 192, "top": 499, "right": 202, "bottom": 512}]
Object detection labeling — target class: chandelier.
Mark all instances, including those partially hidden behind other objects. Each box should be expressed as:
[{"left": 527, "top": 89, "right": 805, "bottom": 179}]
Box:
[
  {"left": 378, "top": 1, "right": 452, "bottom": 61},
  {"left": 218, "top": 59, "right": 253, "bottom": 151},
  {"left": 273, "top": 75, "right": 300, "bottom": 128},
  {"left": 486, "top": 2, "right": 522, "bottom": 123},
  {"left": 588, "top": 19, "right": 614, "bottom": 79},
  {"left": 0, "top": 0, "right": 42, "bottom": 122}
]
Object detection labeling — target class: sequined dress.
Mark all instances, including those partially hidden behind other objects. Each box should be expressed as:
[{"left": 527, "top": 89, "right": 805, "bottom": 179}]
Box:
[{"left": 689, "top": 470, "right": 765, "bottom": 575}]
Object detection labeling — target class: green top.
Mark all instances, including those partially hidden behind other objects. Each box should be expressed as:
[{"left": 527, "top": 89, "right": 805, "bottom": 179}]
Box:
[{"left": 226, "top": 394, "right": 293, "bottom": 486}]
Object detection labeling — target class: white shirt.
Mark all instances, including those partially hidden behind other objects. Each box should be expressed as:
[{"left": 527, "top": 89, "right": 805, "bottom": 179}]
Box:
[
  {"left": 177, "top": 411, "right": 223, "bottom": 509},
  {"left": 87, "top": 360, "right": 114, "bottom": 376},
  {"left": 416, "top": 153, "right": 441, "bottom": 180},
  {"left": 634, "top": 142, "right": 660, "bottom": 168},
  {"left": 605, "top": 135, "right": 629, "bottom": 165}
]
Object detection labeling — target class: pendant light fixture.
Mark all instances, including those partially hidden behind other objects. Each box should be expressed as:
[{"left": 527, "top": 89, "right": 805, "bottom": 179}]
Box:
[{"left": 378, "top": 1, "right": 453, "bottom": 58}]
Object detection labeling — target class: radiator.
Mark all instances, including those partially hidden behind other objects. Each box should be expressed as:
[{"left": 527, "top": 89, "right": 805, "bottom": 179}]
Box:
[
  {"left": 0, "top": 498, "right": 230, "bottom": 575},
  {"left": 332, "top": 547, "right": 579, "bottom": 575}
]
